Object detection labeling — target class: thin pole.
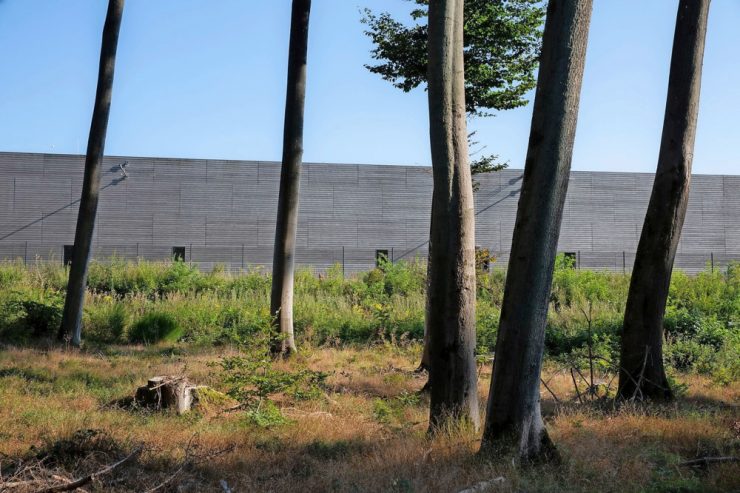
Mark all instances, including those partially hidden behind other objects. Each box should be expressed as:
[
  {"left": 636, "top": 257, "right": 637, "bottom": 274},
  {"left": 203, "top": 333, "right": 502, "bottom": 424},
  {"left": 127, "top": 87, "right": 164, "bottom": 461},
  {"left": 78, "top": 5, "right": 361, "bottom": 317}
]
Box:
[
  {"left": 24, "top": 241, "right": 28, "bottom": 265},
  {"left": 710, "top": 252, "right": 714, "bottom": 272},
  {"left": 241, "top": 243, "right": 245, "bottom": 271},
  {"left": 342, "top": 246, "right": 345, "bottom": 278}
]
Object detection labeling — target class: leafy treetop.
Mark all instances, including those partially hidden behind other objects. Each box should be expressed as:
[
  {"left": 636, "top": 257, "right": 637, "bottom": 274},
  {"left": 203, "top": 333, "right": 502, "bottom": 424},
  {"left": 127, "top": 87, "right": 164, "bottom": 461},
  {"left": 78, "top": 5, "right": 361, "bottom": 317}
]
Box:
[{"left": 362, "top": 0, "right": 545, "bottom": 117}]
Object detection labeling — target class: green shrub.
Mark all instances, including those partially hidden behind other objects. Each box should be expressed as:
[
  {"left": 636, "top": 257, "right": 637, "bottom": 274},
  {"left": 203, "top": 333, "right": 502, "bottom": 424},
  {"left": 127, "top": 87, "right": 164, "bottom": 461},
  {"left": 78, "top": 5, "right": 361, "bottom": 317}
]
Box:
[
  {"left": 665, "top": 337, "right": 712, "bottom": 372},
  {"left": 128, "top": 311, "right": 181, "bottom": 343},
  {"left": 2, "top": 292, "right": 64, "bottom": 341},
  {"left": 218, "top": 316, "right": 328, "bottom": 424},
  {"left": 85, "top": 301, "right": 128, "bottom": 343},
  {"left": 0, "top": 261, "right": 25, "bottom": 289},
  {"left": 159, "top": 261, "right": 202, "bottom": 294},
  {"left": 476, "top": 303, "right": 500, "bottom": 353}
]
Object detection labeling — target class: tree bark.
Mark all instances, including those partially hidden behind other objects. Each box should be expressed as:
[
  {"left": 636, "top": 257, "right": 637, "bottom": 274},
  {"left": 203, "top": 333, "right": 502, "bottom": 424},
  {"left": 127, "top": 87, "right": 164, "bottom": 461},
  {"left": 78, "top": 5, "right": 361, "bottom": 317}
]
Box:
[
  {"left": 418, "top": 209, "right": 434, "bottom": 374},
  {"left": 58, "top": 0, "right": 124, "bottom": 347},
  {"left": 270, "top": 0, "right": 311, "bottom": 356},
  {"left": 426, "top": 0, "right": 479, "bottom": 432},
  {"left": 618, "top": 0, "right": 710, "bottom": 401},
  {"left": 480, "top": 0, "right": 592, "bottom": 461}
]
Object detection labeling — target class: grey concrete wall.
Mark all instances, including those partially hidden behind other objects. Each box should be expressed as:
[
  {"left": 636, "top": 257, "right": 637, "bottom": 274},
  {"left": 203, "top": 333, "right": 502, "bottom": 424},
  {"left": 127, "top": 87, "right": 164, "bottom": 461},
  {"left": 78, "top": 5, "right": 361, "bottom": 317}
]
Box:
[{"left": 0, "top": 151, "right": 737, "bottom": 273}]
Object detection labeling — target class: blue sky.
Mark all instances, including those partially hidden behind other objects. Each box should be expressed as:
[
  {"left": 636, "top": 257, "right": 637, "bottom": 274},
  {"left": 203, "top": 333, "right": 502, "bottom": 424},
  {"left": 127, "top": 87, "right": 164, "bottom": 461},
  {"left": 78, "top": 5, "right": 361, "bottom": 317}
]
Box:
[{"left": 0, "top": 0, "right": 737, "bottom": 175}]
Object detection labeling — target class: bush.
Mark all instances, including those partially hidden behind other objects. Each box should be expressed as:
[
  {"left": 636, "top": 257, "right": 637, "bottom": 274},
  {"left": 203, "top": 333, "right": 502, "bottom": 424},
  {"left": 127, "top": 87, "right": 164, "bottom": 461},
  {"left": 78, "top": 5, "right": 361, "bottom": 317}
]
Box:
[
  {"left": 1, "top": 292, "right": 64, "bottom": 341},
  {"left": 159, "top": 261, "right": 203, "bottom": 294},
  {"left": 85, "top": 300, "right": 128, "bottom": 343},
  {"left": 218, "top": 317, "right": 328, "bottom": 425},
  {"left": 127, "top": 311, "right": 181, "bottom": 344},
  {"left": 664, "top": 337, "right": 712, "bottom": 372}
]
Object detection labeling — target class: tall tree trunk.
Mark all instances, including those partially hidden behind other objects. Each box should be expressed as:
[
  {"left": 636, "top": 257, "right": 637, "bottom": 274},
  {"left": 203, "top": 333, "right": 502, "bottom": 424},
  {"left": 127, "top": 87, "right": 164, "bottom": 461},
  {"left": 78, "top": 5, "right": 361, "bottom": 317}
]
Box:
[
  {"left": 418, "top": 210, "right": 433, "bottom": 375},
  {"left": 270, "top": 0, "right": 311, "bottom": 356},
  {"left": 58, "top": 0, "right": 125, "bottom": 347},
  {"left": 480, "top": 0, "right": 592, "bottom": 461},
  {"left": 618, "top": 0, "right": 710, "bottom": 401},
  {"left": 426, "top": 0, "right": 479, "bottom": 432}
]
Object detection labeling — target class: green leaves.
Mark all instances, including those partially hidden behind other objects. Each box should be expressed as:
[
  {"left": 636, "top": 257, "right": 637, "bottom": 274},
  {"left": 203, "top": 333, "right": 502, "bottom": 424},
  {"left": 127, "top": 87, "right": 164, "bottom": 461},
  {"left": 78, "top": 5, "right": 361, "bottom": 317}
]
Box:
[{"left": 362, "top": 0, "right": 545, "bottom": 116}]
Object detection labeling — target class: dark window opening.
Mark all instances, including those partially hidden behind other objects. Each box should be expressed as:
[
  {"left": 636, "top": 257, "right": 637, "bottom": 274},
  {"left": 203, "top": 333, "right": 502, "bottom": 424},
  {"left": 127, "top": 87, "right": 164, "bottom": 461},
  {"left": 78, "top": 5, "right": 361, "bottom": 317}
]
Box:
[
  {"left": 172, "top": 246, "right": 186, "bottom": 262},
  {"left": 375, "top": 249, "right": 389, "bottom": 268},
  {"left": 63, "top": 245, "right": 74, "bottom": 267},
  {"left": 563, "top": 251, "right": 577, "bottom": 269}
]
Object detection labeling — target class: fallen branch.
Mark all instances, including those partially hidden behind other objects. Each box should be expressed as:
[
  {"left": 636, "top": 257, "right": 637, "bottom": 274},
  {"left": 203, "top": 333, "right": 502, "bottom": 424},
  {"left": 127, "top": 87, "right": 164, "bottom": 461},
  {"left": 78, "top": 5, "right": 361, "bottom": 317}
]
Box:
[
  {"left": 570, "top": 368, "right": 583, "bottom": 404},
  {"left": 540, "top": 377, "right": 561, "bottom": 403},
  {"left": 35, "top": 446, "right": 142, "bottom": 493},
  {"left": 679, "top": 456, "right": 738, "bottom": 467}
]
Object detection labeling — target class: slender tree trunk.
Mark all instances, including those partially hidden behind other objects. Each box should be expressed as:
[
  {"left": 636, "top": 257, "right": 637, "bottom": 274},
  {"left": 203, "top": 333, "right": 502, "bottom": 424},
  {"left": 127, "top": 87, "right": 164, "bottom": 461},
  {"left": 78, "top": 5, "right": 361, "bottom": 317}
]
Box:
[
  {"left": 58, "top": 0, "right": 124, "bottom": 347},
  {"left": 426, "top": 0, "right": 479, "bottom": 432},
  {"left": 418, "top": 210, "right": 433, "bottom": 374},
  {"left": 270, "top": 0, "right": 311, "bottom": 356},
  {"left": 618, "top": 0, "right": 710, "bottom": 401},
  {"left": 480, "top": 0, "right": 592, "bottom": 461}
]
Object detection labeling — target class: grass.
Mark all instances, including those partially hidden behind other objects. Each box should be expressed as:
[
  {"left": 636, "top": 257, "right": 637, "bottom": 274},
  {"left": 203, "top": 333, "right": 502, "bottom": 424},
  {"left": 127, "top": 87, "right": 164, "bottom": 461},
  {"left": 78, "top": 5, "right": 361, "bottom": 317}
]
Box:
[
  {"left": 0, "top": 344, "right": 738, "bottom": 492},
  {"left": 0, "top": 258, "right": 738, "bottom": 491}
]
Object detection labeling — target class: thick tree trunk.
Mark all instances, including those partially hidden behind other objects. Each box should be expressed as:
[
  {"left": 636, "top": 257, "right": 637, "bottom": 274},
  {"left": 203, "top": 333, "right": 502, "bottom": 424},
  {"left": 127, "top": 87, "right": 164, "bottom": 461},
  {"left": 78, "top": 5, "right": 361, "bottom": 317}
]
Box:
[
  {"left": 480, "top": 0, "right": 592, "bottom": 461},
  {"left": 618, "top": 0, "right": 710, "bottom": 401},
  {"left": 58, "top": 0, "right": 124, "bottom": 347},
  {"left": 426, "top": 0, "right": 479, "bottom": 432},
  {"left": 270, "top": 0, "right": 311, "bottom": 356}
]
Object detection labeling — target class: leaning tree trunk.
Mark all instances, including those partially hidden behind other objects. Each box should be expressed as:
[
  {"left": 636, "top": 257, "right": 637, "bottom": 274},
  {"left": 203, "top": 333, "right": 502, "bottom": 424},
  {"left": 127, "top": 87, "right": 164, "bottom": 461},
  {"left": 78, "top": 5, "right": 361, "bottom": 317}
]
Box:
[
  {"left": 480, "top": 0, "right": 592, "bottom": 461},
  {"left": 270, "top": 0, "right": 311, "bottom": 356},
  {"left": 618, "top": 0, "right": 710, "bottom": 401},
  {"left": 426, "top": 0, "right": 479, "bottom": 432},
  {"left": 58, "top": 0, "right": 125, "bottom": 347}
]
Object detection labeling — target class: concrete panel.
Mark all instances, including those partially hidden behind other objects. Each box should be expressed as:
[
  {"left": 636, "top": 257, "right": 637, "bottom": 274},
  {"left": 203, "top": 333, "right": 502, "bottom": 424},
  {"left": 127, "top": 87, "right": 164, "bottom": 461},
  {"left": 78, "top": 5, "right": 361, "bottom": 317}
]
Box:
[
  {"left": 154, "top": 158, "right": 208, "bottom": 182},
  {"left": 180, "top": 182, "right": 233, "bottom": 216},
  {"left": 0, "top": 152, "right": 737, "bottom": 273},
  {"left": 207, "top": 160, "right": 258, "bottom": 182},
  {"left": 307, "top": 163, "right": 359, "bottom": 185},
  {"left": 333, "top": 186, "right": 382, "bottom": 217}
]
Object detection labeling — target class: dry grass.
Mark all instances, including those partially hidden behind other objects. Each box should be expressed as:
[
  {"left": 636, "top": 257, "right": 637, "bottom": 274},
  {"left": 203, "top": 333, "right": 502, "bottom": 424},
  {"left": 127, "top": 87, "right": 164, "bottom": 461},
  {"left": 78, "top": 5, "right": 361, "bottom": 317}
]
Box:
[{"left": 0, "top": 344, "right": 738, "bottom": 492}]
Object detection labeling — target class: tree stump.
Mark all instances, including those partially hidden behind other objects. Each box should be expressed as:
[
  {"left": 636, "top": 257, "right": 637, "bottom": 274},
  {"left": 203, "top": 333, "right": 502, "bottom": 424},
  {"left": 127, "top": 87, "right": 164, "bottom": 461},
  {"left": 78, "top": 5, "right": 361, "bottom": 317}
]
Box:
[{"left": 134, "top": 376, "right": 196, "bottom": 414}]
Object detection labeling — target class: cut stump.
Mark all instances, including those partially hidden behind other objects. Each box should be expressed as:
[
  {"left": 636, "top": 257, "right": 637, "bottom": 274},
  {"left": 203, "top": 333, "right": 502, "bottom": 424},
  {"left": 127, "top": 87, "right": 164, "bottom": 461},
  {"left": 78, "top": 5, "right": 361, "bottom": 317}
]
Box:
[{"left": 134, "top": 376, "right": 198, "bottom": 414}]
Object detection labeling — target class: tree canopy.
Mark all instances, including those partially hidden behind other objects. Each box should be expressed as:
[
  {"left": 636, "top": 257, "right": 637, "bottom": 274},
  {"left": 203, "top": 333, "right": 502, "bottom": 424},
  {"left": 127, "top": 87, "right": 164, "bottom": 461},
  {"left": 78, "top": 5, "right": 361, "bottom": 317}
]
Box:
[{"left": 362, "top": 0, "right": 545, "bottom": 117}]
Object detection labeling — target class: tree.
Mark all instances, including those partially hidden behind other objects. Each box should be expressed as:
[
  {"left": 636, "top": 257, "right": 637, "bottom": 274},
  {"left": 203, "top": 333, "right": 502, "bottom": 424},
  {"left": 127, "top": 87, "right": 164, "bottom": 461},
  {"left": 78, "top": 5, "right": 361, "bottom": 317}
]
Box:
[
  {"left": 480, "top": 0, "right": 593, "bottom": 460},
  {"left": 362, "top": 0, "right": 544, "bottom": 117},
  {"left": 618, "top": 0, "right": 710, "bottom": 401},
  {"left": 364, "top": 0, "right": 544, "bottom": 374},
  {"left": 270, "top": 0, "right": 311, "bottom": 356},
  {"left": 425, "top": 0, "right": 479, "bottom": 431},
  {"left": 58, "top": 0, "right": 125, "bottom": 346}
]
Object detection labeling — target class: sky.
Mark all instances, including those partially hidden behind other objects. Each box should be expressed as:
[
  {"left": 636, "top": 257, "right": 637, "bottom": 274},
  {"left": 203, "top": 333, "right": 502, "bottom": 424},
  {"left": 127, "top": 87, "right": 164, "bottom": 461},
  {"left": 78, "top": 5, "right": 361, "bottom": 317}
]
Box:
[{"left": 0, "top": 1, "right": 738, "bottom": 175}]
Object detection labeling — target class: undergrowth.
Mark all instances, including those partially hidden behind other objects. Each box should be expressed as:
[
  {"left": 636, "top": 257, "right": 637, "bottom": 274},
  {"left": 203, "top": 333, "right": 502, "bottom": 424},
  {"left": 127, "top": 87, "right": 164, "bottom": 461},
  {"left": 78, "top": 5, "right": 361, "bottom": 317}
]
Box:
[{"left": 0, "top": 256, "right": 737, "bottom": 383}]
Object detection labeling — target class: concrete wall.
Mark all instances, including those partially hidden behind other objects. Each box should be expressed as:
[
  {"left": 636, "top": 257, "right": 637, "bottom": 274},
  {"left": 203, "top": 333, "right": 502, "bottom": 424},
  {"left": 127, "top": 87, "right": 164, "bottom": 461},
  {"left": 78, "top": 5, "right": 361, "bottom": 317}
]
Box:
[{"left": 0, "top": 151, "right": 737, "bottom": 273}]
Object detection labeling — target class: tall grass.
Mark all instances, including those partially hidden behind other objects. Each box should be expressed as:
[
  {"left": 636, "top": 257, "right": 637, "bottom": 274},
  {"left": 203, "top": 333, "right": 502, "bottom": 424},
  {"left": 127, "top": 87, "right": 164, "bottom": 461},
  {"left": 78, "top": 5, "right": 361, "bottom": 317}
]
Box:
[{"left": 0, "top": 256, "right": 737, "bottom": 381}]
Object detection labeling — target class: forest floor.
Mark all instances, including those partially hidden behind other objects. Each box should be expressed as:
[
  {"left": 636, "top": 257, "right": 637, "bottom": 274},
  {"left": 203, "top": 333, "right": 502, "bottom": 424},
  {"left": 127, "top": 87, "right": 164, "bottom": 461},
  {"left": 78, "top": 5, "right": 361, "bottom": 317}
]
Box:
[{"left": 0, "top": 344, "right": 738, "bottom": 493}]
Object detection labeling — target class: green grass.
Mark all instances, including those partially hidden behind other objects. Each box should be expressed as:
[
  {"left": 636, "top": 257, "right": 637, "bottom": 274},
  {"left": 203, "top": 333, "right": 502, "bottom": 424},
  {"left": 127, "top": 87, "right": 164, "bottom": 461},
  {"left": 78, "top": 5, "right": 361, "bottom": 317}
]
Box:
[{"left": 0, "top": 256, "right": 738, "bottom": 382}]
